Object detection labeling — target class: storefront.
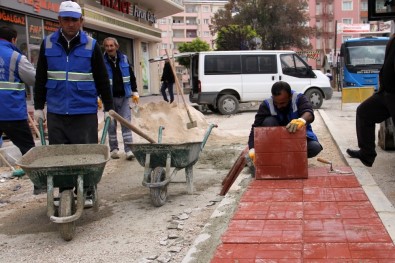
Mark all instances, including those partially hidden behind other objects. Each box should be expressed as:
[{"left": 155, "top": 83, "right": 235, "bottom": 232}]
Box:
[{"left": 0, "top": 0, "right": 169, "bottom": 96}]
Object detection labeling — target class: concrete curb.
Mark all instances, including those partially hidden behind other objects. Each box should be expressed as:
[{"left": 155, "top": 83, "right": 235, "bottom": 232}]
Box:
[{"left": 181, "top": 171, "right": 252, "bottom": 263}]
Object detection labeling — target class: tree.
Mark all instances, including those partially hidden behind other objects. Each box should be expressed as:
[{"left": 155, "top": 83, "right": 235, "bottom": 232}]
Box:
[
  {"left": 176, "top": 38, "right": 210, "bottom": 68},
  {"left": 211, "top": 0, "right": 315, "bottom": 50},
  {"left": 216, "top": 25, "right": 259, "bottom": 50}
]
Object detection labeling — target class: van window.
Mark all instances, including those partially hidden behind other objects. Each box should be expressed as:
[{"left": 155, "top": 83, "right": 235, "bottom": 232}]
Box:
[
  {"left": 280, "top": 54, "right": 311, "bottom": 78},
  {"left": 241, "top": 55, "right": 277, "bottom": 74},
  {"left": 204, "top": 55, "right": 241, "bottom": 75}
]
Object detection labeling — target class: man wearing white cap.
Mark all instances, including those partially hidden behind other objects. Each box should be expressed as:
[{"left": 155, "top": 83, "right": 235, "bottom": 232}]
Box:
[{"left": 33, "top": 1, "right": 114, "bottom": 194}]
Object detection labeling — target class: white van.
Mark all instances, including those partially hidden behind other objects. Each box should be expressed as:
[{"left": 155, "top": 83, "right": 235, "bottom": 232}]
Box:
[{"left": 186, "top": 50, "right": 332, "bottom": 114}]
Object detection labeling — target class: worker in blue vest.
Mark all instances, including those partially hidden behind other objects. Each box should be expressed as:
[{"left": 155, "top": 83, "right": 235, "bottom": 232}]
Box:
[
  {"left": 248, "top": 81, "right": 322, "bottom": 163},
  {"left": 33, "top": 1, "right": 113, "bottom": 194},
  {"left": 0, "top": 26, "right": 36, "bottom": 157},
  {"left": 103, "top": 37, "right": 139, "bottom": 160}
]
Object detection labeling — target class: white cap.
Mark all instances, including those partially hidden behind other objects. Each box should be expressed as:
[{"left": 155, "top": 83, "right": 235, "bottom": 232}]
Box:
[{"left": 59, "top": 1, "right": 82, "bottom": 18}]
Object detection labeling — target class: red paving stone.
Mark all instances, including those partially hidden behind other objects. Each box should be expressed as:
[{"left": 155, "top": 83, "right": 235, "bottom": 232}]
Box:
[{"left": 210, "top": 167, "right": 395, "bottom": 262}]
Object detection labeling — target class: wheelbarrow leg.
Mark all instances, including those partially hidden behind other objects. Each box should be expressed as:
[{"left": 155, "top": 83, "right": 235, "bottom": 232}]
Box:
[
  {"left": 185, "top": 165, "right": 194, "bottom": 194},
  {"left": 47, "top": 175, "right": 55, "bottom": 217}
]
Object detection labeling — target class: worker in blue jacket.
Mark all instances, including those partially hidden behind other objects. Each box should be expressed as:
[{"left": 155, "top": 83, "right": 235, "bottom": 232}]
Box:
[
  {"left": 34, "top": 1, "right": 113, "bottom": 145},
  {"left": 103, "top": 37, "right": 139, "bottom": 160},
  {"left": 248, "top": 81, "right": 322, "bottom": 162},
  {"left": 0, "top": 26, "right": 36, "bottom": 156},
  {"left": 33, "top": 1, "right": 113, "bottom": 195}
]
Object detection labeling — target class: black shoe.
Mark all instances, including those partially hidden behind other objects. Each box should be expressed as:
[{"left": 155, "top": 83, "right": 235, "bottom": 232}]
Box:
[{"left": 346, "top": 149, "right": 374, "bottom": 167}]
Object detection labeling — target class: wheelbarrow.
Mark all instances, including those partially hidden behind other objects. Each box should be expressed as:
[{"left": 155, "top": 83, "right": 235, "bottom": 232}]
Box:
[
  {"left": 16, "top": 118, "right": 111, "bottom": 241},
  {"left": 128, "top": 124, "right": 217, "bottom": 207}
]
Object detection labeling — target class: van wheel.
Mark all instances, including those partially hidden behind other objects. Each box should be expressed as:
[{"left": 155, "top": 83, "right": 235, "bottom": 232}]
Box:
[
  {"left": 304, "top": 88, "right": 323, "bottom": 109},
  {"left": 217, "top": 95, "right": 239, "bottom": 115}
]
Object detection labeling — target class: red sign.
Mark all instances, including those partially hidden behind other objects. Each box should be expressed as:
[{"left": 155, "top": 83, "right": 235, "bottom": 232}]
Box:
[
  {"left": 0, "top": 9, "right": 26, "bottom": 25},
  {"left": 100, "top": 0, "right": 131, "bottom": 14},
  {"left": 17, "top": 0, "right": 60, "bottom": 13}
]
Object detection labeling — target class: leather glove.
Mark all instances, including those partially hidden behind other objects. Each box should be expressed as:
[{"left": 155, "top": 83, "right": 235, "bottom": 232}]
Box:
[
  {"left": 286, "top": 118, "right": 306, "bottom": 133},
  {"left": 248, "top": 148, "right": 255, "bottom": 163},
  {"left": 34, "top": 109, "right": 46, "bottom": 123},
  {"left": 132, "top": 92, "right": 139, "bottom": 104}
]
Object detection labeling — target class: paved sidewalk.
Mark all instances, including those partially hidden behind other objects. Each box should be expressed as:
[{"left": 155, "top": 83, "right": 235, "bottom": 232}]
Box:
[
  {"left": 207, "top": 93, "right": 395, "bottom": 262},
  {"left": 211, "top": 166, "right": 395, "bottom": 261}
]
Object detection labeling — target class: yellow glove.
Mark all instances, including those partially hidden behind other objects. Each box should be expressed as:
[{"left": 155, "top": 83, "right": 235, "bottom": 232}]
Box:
[
  {"left": 97, "top": 97, "right": 103, "bottom": 110},
  {"left": 248, "top": 148, "right": 255, "bottom": 163},
  {"left": 132, "top": 92, "right": 139, "bottom": 104},
  {"left": 285, "top": 118, "right": 306, "bottom": 133}
]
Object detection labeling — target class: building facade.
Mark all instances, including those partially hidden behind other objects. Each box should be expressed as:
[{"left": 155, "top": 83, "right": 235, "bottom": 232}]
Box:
[
  {"left": 156, "top": 0, "right": 227, "bottom": 88},
  {"left": 0, "top": 0, "right": 184, "bottom": 96},
  {"left": 308, "top": 0, "right": 389, "bottom": 69}
]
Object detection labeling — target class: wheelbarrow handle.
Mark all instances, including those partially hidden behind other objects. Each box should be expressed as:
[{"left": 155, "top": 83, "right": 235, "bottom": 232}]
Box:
[
  {"left": 200, "top": 123, "right": 218, "bottom": 151},
  {"left": 38, "top": 118, "right": 46, "bottom": 146},
  {"left": 100, "top": 116, "right": 111, "bottom": 145}
]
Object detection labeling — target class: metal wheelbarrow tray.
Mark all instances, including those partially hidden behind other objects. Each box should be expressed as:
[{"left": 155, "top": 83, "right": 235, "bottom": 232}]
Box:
[
  {"left": 128, "top": 124, "right": 217, "bottom": 207},
  {"left": 16, "top": 144, "right": 110, "bottom": 241}
]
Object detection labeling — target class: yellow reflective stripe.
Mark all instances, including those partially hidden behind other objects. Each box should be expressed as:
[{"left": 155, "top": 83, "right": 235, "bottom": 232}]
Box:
[
  {"left": 0, "top": 81, "right": 24, "bottom": 90},
  {"left": 47, "top": 71, "right": 94, "bottom": 81}
]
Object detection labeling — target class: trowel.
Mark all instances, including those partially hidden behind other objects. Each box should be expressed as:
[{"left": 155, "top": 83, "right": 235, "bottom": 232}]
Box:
[{"left": 317, "top": 157, "right": 353, "bottom": 174}]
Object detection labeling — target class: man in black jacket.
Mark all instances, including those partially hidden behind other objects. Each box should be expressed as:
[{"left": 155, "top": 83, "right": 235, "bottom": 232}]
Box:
[
  {"left": 346, "top": 35, "right": 395, "bottom": 167},
  {"left": 160, "top": 59, "right": 175, "bottom": 103}
]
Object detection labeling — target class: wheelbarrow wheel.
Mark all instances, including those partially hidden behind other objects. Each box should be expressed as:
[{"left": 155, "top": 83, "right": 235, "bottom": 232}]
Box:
[
  {"left": 150, "top": 167, "right": 167, "bottom": 207},
  {"left": 59, "top": 190, "right": 76, "bottom": 241}
]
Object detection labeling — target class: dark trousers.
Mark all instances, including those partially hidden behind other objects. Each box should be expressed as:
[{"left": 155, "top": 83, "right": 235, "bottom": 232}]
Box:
[
  {"left": 261, "top": 116, "right": 323, "bottom": 158},
  {"left": 0, "top": 120, "right": 35, "bottom": 155},
  {"left": 160, "top": 81, "right": 174, "bottom": 102},
  {"left": 47, "top": 113, "right": 98, "bottom": 145},
  {"left": 355, "top": 91, "right": 395, "bottom": 162}
]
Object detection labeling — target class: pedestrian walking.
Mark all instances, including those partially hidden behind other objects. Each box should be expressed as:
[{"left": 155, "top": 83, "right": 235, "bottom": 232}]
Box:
[
  {"left": 103, "top": 37, "right": 139, "bottom": 160},
  {"left": 160, "top": 59, "right": 175, "bottom": 103},
  {"left": 247, "top": 81, "right": 322, "bottom": 162},
  {"left": 347, "top": 34, "right": 395, "bottom": 167},
  {"left": 0, "top": 27, "right": 36, "bottom": 154},
  {"left": 33, "top": 1, "right": 114, "bottom": 193}
]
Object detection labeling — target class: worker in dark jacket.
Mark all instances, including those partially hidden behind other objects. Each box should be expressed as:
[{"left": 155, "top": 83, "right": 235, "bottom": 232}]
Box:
[
  {"left": 34, "top": 1, "right": 113, "bottom": 146},
  {"left": 160, "top": 59, "right": 175, "bottom": 103},
  {"left": 0, "top": 26, "right": 36, "bottom": 155},
  {"left": 103, "top": 37, "right": 139, "bottom": 160},
  {"left": 248, "top": 81, "right": 322, "bottom": 162}
]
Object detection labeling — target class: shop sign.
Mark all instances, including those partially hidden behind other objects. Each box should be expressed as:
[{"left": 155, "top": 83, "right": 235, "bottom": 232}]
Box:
[
  {"left": 17, "top": 0, "right": 60, "bottom": 13},
  {"left": 44, "top": 20, "right": 59, "bottom": 34},
  {"left": 100, "top": 0, "right": 156, "bottom": 23},
  {"left": 0, "top": 8, "right": 26, "bottom": 25}
]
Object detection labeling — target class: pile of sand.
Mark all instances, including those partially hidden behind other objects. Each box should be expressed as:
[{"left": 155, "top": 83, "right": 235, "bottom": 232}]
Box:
[{"left": 132, "top": 101, "right": 219, "bottom": 144}]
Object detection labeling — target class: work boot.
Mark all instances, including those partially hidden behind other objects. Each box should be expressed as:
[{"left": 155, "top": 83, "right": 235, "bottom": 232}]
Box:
[
  {"left": 111, "top": 149, "right": 120, "bottom": 159},
  {"left": 126, "top": 151, "right": 134, "bottom": 160}
]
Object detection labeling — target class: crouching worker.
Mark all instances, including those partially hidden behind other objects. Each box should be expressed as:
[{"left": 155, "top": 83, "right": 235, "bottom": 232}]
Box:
[{"left": 247, "top": 81, "right": 322, "bottom": 163}]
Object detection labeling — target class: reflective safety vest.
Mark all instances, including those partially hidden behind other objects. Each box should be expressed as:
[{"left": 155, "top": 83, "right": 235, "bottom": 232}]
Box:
[
  {"left": 104, "top": 52, "right": 132, "bottom": 97},
  {"left": 0, "top": 40, "right": 27, "bottom": 121},
  {"left": 44, "top": 30, "right": 97, "bottom": 115},
  {"left": 264, "top": 91, "right": 319, "bottom": 141}
]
